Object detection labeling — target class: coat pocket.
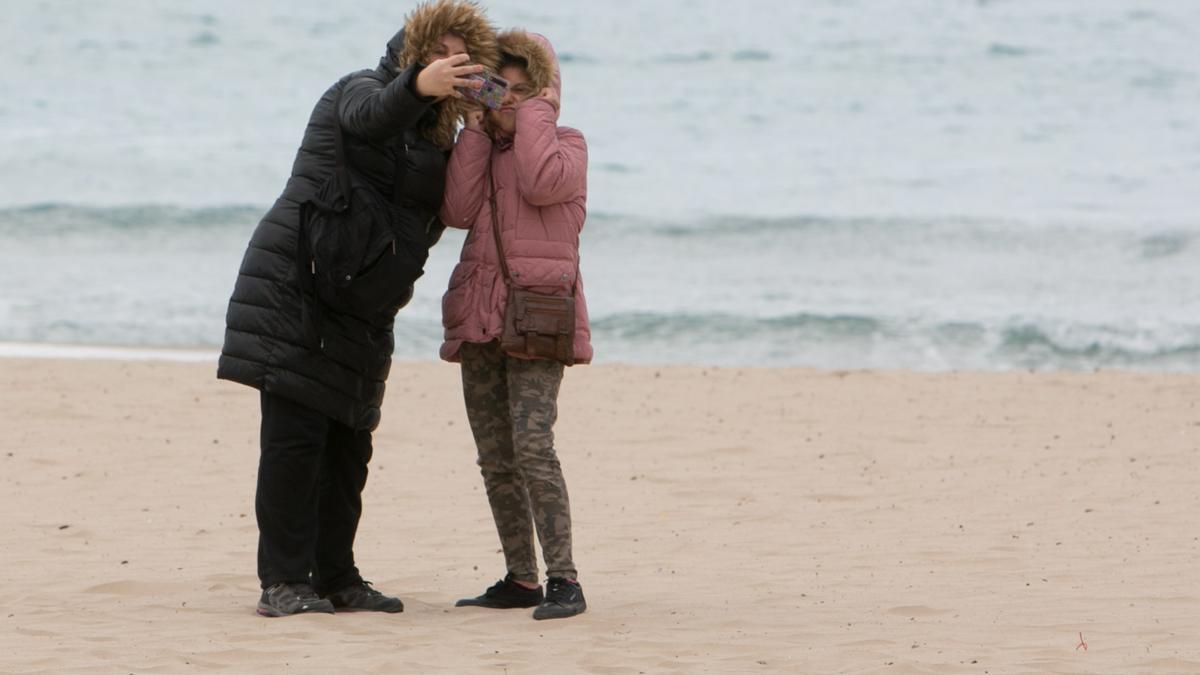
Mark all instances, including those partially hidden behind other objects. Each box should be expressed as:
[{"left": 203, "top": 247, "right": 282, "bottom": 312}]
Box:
[
  {"left": 441, "top": 264, "right": 478, "bottom": 330},
  {"left": 335, "top": 237, "right": 425, "bottom": 318}
]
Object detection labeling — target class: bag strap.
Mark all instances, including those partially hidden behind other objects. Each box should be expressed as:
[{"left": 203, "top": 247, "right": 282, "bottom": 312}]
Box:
[
  {"left": 487, "top": 154, "right": 515, "bottom": 287},
  {"left": 486, "top": 151, "right": 580, "bottom": 293}
]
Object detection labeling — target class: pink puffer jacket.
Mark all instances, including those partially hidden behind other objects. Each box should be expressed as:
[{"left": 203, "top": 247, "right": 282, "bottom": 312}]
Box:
[{"left": 438, "top": 32, "right": 591, "bottom": 364}]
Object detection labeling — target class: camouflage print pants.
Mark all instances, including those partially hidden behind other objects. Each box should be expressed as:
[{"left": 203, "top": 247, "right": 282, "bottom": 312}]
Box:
[{"left": 459, "top": 340, "right": 577, "bottom": 583}]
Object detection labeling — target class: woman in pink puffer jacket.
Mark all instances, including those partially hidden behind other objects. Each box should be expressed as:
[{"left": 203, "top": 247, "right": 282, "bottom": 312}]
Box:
[{"left": 439, "top": 30, "right": 589, "bottom": 620}]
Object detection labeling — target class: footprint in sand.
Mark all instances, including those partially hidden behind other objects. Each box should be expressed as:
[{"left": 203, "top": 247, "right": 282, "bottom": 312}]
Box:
[
  {"left": 885, "top": 605, "right": 950, "bottom": 617},
  {"left": 83, "top": 581, "right": 191, "bottom": 596}
]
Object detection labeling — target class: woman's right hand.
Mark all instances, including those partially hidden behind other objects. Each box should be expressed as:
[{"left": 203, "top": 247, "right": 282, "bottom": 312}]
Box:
[{"left": 414, "top": 53, "right": 482, "bottom": 99}]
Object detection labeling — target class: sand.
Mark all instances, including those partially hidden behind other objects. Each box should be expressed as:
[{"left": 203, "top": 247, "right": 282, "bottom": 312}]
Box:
[{"left": 1, "top": 356, "right": 1198, "bottom": 673}]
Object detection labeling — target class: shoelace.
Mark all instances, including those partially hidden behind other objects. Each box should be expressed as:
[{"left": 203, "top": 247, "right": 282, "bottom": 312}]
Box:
[
  {"left": 286, "top": 583, "right": 321, "bottom": 602},
  {"left": 545, "top": 580, "right": 566, "bottom": 599}
]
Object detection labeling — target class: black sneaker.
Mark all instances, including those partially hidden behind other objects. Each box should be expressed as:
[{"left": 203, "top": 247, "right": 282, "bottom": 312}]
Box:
[
  {"left": 323, "top": 581, "right": 404, "bottom": 613},
  {"left": 256, "top": 582, "right": 335, "bottom": 617},
  {"left": 455, "top": 573, "right": 544, "bottom": 608},
  {"left": 532, "top": 577, "right": 586, "bottom": 620}
]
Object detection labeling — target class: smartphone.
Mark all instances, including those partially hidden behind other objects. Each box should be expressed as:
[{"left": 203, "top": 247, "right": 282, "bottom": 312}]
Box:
[{"left": 459, "top": 72, "right": 508, "bottom": 110}]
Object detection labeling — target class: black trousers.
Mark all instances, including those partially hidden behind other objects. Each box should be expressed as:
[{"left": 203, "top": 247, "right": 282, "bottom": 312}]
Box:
[{"left": 255, "top": 391, "right": 372, "bottom": 593}]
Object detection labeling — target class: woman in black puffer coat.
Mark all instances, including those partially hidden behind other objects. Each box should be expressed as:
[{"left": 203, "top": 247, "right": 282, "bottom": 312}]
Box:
[
  {"left": 220, "top": 4, "right": 496, "bottom": 432},
  {"left": 216, "top": 0, "right": 497, "bottom": 617}
]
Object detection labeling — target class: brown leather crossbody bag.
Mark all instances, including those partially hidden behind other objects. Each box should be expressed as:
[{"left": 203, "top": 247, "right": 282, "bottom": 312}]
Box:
[{"left": 488, "top": 164, "right": 577, "bottom": 366}]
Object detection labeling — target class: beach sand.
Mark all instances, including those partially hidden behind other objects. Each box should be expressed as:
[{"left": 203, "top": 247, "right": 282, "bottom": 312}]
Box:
[{"left": 1, "top": 357, "right": 1198, "bottom": 673}]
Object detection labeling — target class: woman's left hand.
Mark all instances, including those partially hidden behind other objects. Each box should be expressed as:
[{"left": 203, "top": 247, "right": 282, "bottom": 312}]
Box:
[{"left": 536, "top": 87, "right": 560, "bottom": 112}]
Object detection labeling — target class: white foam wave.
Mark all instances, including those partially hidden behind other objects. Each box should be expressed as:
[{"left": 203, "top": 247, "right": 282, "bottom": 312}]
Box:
[{"left": 0, "top": 342, "right": 218, "bottom": 363}]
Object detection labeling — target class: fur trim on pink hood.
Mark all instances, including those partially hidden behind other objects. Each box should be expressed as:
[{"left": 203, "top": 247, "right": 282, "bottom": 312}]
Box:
[
  {"left": 438, "top": 31, "right": 591, "bottom": 364},
  {"left": 495, "top": 30, "right": 561, "bottom": 98}
]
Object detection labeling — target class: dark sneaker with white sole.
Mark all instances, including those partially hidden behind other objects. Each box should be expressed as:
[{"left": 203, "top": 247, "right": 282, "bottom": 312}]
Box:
[
  {"left": 323, "top": 581, "right": 404, "bottom": 613},
  {"left": 532, "top": 577, "right": 586, "bottom": 620},
  {"left": 257, "top": 582, "right": 335, "bottom": 617},
  {"left": 455, "top": 573, "right": 543, "bottom": 609}
]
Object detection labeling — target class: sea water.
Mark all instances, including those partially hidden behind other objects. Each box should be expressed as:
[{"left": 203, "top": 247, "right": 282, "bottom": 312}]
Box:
[{"left": 2, "top": 0, "right": 1198, "bottom": 369}]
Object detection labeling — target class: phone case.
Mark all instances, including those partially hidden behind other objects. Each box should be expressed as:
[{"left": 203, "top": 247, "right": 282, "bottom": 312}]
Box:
[{"left": 460, "top": 72, "right": 508, "bottom": 110}]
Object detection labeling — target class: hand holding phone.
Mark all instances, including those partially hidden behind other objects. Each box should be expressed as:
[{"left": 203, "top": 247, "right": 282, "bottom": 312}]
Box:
[{"left": 415, "top": 54, "right": 483, "bottom": 99}]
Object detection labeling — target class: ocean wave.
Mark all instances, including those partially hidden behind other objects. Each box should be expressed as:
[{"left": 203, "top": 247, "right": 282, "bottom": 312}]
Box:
[
  {"left": 994, "top": 323, "right": 1200, "bottom": 367},
  {"left": 987, "top": 43, "right": 1036, "bottom": 58},
  {"left": 2, "top": 304, "right": 1198, "bottom": 371},
  {"left": 6, "top": 204, "right": 1196, "bottom": 264},
  {"left": 592, "top": 311, "right": 883, "bottom": 339},
  {"left": 584, "top": 213, "right": 1200, "bottom": 266},
  {"left": 730, "top": 49, "right": 773, "bottom": 62},
  {"left": 556, "top": 52, "right": 598, "bottom": 64},
  {"left": 0, "top": 203, "right": 263, "bottom": 236},
  {"left": 590, "top": 311, "right": 1200, "bottom": 370},
  {"left": 583, "top": 212, "right": 895, "bottom": 238},
  {"left": 0, "top": 205, "right": 961, "bottom": 240},
  {"left": 1139, "top": 233, "right": 1191, "bottom": 259},
  {"left": 0, "top": 341, "right": 217, "bottom": 363},
  {"left": 657, "top": 51, "right": 716, "bottom": 64},
  {"left": 586, "top": 212, "right": 1054, "bottom": 242}
]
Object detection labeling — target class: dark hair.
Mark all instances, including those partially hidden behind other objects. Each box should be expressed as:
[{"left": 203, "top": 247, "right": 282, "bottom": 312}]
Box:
[{"left": 497, "top": 54, "right": 528, "bottom": 72}]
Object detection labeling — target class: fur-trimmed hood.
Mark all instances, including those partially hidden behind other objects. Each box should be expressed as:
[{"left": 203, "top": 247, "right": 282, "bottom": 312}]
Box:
[
  {"left": 380, "top": 0, "right": 499, "bottom": 149},
  {"left": 497, "top": 30, "right": 562, "bottom": 105}
]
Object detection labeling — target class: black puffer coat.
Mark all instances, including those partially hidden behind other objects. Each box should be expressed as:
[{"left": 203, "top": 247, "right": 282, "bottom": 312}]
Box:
[{"left": 218, "top": 32, "right": 451, "bottom": 432}]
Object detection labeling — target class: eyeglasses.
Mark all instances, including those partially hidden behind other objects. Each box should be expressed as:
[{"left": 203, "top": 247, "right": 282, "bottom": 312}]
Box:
[{"left": 508, "top": 83, "right": 536, "bottom": 99}]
